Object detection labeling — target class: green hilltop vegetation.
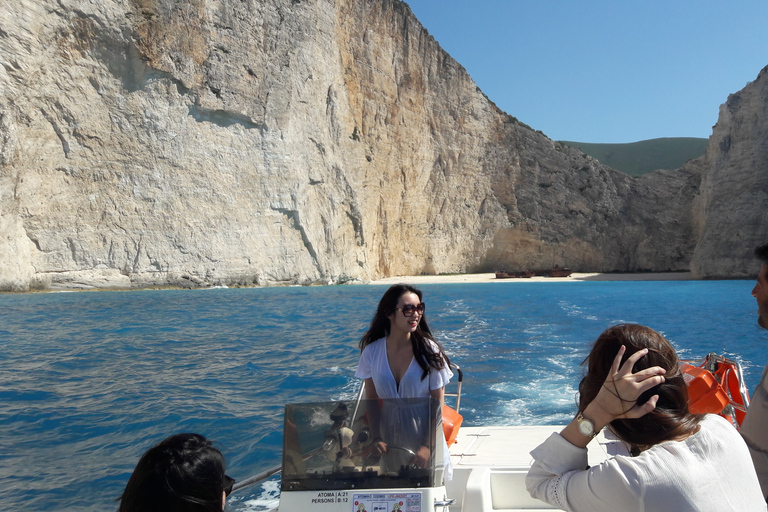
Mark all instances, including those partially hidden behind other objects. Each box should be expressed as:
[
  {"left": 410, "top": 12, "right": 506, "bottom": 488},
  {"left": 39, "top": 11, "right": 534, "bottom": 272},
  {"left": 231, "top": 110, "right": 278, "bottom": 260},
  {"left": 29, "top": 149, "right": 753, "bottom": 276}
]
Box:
[{"left": 559, "top": 137, "right": 708, "bottom": 177}]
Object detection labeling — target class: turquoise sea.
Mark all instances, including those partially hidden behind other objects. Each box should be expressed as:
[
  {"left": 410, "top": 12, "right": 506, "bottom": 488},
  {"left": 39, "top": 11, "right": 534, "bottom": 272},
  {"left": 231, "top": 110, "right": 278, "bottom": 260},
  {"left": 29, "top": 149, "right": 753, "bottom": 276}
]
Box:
[{"left": 1, "top": 280, "right": 766, "bottom": 511}]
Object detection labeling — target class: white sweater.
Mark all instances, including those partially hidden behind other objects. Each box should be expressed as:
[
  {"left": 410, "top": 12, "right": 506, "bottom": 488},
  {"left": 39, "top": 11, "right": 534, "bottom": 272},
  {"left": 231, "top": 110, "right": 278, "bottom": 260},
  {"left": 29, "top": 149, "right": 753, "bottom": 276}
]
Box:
[{"left": 527, "top": 414, "right": 766, "bottom": 511}]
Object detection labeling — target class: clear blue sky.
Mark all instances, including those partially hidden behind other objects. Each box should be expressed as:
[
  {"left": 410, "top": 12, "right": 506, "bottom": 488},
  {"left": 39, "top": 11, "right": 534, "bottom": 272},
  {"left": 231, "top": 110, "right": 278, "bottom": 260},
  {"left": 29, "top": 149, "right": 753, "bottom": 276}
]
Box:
[{"left": 404, "top": 1, "right": 768, "bottom": 143}]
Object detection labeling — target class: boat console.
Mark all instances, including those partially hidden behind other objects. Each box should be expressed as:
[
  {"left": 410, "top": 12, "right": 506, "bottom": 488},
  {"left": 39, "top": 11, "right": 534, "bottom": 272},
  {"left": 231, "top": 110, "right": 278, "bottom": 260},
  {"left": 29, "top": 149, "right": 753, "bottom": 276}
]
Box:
[{"left": 278, "top": 397, "right": 454, "bottom": 511}]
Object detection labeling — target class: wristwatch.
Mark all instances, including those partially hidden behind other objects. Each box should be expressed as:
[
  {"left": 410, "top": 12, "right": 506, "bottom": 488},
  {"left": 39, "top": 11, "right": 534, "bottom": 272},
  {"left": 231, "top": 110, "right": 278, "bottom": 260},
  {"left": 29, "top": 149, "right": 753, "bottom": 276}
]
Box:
[{"left": 576, "top": 411, "right": 598, "bottom": 439}]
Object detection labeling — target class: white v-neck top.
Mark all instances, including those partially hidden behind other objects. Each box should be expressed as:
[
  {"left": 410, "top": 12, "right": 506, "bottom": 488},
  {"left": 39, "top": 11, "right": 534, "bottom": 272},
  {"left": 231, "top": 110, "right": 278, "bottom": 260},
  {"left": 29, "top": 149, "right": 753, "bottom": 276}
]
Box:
[
  {"left": 355, "top": 337, "right": 453, "bottom": 398},
  {"left": 355, "top": 336, "right": 455, "bottom": 481}
]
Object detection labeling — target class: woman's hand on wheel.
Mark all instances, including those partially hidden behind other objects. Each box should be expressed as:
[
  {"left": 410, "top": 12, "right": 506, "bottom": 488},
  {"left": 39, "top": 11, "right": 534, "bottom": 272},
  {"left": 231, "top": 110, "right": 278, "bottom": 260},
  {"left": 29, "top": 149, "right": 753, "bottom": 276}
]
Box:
[
  {"left": 371, "top": 439, "right": 387, "bottom": 456},
  {"left": 412, "top": 445, "right": 430, "bottom": 468}
]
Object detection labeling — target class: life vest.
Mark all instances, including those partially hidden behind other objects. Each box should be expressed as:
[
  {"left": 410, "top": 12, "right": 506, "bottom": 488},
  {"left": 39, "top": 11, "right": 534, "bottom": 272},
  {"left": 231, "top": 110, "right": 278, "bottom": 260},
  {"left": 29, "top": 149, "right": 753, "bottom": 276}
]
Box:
[{"left": 681, "top": 353, "right": 750, "bottom": 428}]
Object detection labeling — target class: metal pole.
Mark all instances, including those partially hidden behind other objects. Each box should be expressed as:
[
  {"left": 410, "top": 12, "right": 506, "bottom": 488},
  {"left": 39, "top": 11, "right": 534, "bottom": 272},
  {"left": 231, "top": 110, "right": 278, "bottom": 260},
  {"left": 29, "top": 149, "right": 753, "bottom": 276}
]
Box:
[{"left": 231, "top": 464, "right": 281, "bottom": 493}]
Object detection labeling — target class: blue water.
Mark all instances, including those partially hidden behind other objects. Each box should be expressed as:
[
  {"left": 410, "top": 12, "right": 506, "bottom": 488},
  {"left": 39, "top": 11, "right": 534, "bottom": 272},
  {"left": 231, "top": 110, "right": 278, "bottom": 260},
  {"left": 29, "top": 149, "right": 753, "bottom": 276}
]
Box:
[{"left": 1, "top": 280, "right": 766, "bottom": 511}]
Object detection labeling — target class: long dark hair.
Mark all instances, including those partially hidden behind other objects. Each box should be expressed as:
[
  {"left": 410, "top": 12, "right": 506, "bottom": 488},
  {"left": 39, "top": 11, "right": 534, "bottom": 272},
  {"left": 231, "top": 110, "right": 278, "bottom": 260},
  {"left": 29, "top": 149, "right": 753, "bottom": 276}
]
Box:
[
  {"left": 118, "top": 433, "right": 227, "bottom": 512},
  {"left": 359, "top": 284, "right": 450, "bottom": 380},
  {"left": 579, "top": 324, "right": 702, "bottom": 454}
]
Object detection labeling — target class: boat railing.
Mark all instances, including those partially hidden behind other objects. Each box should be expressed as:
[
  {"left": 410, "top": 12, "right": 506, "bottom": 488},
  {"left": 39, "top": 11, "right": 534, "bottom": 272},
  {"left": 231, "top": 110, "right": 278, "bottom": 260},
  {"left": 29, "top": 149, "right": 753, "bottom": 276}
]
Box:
[
  {"left": 445, "top": 363, "right": 463, "bottom": 413},
  {"left": 232, "top": 444, "right": 330, "bottom": 493},
  {"left": 231, "top": 464, "right": 280, "bottom": 494}
]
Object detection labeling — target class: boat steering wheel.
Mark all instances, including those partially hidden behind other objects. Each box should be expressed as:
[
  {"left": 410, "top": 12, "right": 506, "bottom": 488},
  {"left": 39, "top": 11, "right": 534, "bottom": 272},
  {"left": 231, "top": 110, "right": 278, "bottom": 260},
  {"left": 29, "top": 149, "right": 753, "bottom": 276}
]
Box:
[{"left": 362, "top": 445, "right": 418, "bottom": 472}]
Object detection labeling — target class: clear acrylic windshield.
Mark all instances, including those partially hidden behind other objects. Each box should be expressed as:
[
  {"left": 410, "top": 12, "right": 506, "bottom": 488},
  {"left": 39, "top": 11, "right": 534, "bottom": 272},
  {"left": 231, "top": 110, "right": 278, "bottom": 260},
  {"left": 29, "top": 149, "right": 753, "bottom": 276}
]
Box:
[{"left": 281, "top": 397, "right": 444, "bottom": 491}]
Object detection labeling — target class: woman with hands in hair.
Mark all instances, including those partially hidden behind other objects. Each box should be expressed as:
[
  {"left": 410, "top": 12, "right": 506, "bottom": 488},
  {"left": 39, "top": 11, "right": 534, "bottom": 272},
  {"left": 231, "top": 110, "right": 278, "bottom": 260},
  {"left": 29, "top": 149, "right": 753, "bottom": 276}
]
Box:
[{"left": 526, "top": 324, "right": 765, "bottom": 511}]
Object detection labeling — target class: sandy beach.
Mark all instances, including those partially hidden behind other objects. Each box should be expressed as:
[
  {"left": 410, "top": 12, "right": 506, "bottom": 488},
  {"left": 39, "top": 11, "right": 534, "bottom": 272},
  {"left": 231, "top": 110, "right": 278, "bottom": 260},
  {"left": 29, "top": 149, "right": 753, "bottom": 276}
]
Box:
[{"left": 370, "top": 271, "right": 695, "bottom": 285}]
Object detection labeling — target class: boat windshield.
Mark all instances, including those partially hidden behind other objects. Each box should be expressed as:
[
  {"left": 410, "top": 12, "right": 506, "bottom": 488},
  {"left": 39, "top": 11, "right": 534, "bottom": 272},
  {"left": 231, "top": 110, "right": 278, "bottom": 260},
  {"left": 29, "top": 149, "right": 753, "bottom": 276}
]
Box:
[{"left": 281, "top": 397, "right": 444, "bottom": 491}]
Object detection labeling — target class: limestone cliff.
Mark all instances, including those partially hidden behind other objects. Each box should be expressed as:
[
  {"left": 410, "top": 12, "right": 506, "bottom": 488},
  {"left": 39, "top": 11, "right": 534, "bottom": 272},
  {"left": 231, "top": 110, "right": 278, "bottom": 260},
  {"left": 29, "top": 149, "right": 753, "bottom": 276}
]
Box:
[
  {"left": 0, "top": 0, "right": 762, "bottom": 291},
  {"left": 690, "top": 66, "right": 768, "bottom": 278}
]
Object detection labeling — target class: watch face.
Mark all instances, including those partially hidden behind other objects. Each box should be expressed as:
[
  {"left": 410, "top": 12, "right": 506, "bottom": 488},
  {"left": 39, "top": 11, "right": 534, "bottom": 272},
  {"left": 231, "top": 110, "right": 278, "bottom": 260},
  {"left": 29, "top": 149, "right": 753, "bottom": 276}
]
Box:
[{"left": 578, "top": 418, "right": 594, "bottom": 437}]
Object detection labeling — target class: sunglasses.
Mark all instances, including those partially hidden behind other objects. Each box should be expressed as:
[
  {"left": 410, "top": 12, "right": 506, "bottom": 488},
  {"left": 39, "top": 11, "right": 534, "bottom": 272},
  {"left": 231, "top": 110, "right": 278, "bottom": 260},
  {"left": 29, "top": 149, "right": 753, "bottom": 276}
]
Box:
[
  {"left": 224, "top": 475, "right": 236, "bottom": 497},
  {"left": 396, "top": 303, "right": 425, "bottom": 317}
]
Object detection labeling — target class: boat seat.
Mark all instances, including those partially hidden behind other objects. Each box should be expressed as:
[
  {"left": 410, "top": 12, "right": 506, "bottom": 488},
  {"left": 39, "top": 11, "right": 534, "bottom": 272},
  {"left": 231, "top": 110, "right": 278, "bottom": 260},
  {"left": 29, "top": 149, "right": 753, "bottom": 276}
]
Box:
[
  {"left": 447, "top": 426, "right": 620, "bottom": 511},
  {"left": 460, "top": 467, "right": 559, "bottom": 511}
]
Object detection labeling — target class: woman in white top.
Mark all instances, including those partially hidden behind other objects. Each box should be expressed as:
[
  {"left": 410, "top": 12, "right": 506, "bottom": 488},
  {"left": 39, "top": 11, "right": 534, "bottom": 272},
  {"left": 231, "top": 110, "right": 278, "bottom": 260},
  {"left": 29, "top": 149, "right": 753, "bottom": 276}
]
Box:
[
  {"left": 526, "top": 323, "right": 766, "bottom": 511},
  {"left": 355, "top": 284, "right": 453, "bottom": 479}
]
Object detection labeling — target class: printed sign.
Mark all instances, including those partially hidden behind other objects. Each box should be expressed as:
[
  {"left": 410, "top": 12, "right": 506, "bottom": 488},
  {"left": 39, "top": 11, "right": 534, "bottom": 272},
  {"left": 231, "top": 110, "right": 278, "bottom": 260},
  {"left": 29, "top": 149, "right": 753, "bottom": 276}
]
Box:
[
  {"left": 311, "top": 491, "right": 350, "bottom": 504},
  {"left": 352, "top": 492, "right": 421, "bottom": 512}
]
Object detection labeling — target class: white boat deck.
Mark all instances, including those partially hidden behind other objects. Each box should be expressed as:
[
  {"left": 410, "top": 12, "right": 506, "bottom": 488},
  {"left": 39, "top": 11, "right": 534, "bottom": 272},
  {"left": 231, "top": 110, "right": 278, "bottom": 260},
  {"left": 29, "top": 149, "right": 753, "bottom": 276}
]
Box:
[{"left": 446, "top": 425, "right": 622, "bottom": 511}]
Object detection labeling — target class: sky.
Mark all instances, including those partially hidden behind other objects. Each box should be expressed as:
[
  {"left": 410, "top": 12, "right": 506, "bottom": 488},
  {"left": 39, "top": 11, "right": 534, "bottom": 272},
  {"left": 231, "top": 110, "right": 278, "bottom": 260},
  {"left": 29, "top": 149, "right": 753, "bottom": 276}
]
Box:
[{"left": 404, "top": 1, "right": 768, "bottom": 143}]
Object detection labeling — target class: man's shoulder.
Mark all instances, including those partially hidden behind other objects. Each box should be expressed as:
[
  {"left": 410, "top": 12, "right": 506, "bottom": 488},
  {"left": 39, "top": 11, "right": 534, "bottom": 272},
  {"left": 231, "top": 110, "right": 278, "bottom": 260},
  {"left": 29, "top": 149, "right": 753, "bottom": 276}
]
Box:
[{"left": 757, "top": 363, "right": 768, "bottom": 393}]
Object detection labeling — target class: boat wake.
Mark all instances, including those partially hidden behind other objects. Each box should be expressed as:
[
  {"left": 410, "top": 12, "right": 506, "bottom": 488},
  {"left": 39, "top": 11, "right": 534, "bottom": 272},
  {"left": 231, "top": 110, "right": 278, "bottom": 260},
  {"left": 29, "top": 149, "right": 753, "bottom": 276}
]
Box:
[{"left": 234, "top": 480, "right": 280, "bottom": 511}]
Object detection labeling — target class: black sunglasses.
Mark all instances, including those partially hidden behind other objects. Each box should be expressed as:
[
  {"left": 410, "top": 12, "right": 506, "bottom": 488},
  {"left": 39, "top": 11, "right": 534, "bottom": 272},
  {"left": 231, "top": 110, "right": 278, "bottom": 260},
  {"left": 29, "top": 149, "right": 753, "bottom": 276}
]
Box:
[
  {"left": 224, "top": 475, "right": 236, "bottom": 497},
  {"left": 396, "top": 303, "right": 425, "bottom": 317}
]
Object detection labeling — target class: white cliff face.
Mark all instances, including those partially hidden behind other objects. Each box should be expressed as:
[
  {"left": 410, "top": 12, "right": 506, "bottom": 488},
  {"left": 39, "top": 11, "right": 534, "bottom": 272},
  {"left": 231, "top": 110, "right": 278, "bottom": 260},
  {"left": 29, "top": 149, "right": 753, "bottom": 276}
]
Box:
[
  {"left": 0, "top": 0, "right": 763, "bottom": 291},
  {"left": 690, "top": 66, "right": 768, "bottom": 278},
  {"left": 2, "top": 0, "right": 377, "bottom": 290}
]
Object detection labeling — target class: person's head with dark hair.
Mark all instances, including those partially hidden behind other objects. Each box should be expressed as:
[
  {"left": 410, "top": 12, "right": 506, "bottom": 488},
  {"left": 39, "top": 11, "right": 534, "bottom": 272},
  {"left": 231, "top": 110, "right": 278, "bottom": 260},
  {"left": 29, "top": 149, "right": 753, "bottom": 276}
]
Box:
[
  {"left": 118, "top": 433, "right": 234, "bottom": 512},
  {"left": 579, "top": 324, "right": 702, "bottom": 454},
  {"left": 359, "top": 284, "right": 449, "bottom": 379},
  {"left": 756, "top": 242, "right": 768, "bottom": 265},
  {"left": 360, "top": 284, "right": 427, "bottom": 347},
  {"left": 753, "top": 242, "right": 768, "bottom": 329}
]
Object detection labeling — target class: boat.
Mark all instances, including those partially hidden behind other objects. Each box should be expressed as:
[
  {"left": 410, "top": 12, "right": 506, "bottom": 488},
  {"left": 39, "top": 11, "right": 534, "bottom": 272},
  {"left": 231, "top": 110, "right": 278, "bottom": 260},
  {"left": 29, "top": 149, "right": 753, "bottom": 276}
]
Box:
[
  {"left": 495, "top": 270, "right": 533, "bottom": 279},
  {"left": 530, "top": 267, "right": 572, "bottom": 278},
  {"left": 545, "top": 266, "right": 572, "bottom": 278},
  {"left": 232, "top": 354, "right": 750, "bottom": 511}
]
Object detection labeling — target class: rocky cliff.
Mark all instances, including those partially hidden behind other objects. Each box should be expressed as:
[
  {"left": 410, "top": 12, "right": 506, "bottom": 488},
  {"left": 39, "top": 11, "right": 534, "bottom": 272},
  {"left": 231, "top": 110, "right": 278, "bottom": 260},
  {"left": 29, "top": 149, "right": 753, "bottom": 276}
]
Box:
[
  {"left": 0, "top": 0, "right": 764, "bottom": 291},
  {"left": 690, "top": 66, "right": 768, "bottom": 278}
]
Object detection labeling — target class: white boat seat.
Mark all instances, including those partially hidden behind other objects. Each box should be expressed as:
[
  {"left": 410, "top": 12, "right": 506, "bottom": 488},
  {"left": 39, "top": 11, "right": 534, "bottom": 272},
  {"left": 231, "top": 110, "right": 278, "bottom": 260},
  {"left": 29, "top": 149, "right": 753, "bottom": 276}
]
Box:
[{"left": 447, "top": 426, "right": 620, "bottom": 511}]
